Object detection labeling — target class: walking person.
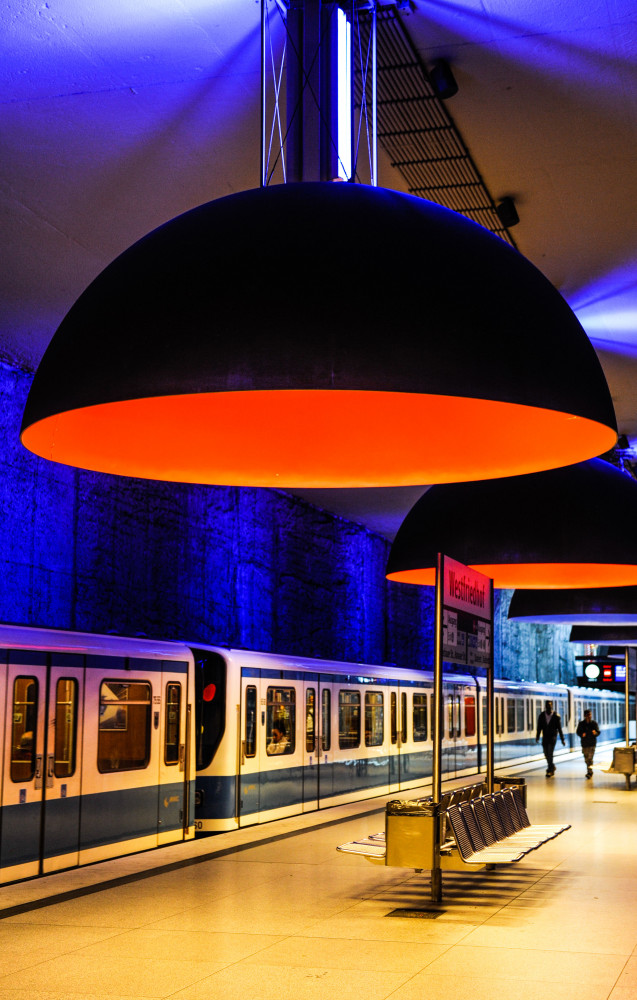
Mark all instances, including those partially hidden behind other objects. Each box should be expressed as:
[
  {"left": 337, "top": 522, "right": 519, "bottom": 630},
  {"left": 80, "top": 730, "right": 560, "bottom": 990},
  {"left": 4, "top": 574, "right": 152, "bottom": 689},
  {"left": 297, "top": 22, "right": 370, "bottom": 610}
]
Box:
[
  {"left": 576, "top": 709, "right": 600, "bottom": 778},
  {"left": 536, "top": 699, "right": 565, "bottom": 776}
]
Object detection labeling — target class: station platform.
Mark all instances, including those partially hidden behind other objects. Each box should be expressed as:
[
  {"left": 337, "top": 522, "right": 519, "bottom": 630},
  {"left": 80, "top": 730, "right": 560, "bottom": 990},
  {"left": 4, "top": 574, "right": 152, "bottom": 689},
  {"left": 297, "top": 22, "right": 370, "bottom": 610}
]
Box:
[{"left": 1, "top": 748, "right": 636, "bottom": 1000}]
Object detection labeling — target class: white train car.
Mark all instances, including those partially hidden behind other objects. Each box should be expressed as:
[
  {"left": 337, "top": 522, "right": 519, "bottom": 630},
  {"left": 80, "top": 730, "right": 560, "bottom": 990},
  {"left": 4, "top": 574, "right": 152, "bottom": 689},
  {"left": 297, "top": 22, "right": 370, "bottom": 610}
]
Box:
[
  {"left": 192, "top": 646, "right": 627, "bottom": 832},
  {"left": 0, "top": 624, "right": 195, "bottom": 884},
  {"left": 1, "top": 626, "right": 628, "bottom": 882}
]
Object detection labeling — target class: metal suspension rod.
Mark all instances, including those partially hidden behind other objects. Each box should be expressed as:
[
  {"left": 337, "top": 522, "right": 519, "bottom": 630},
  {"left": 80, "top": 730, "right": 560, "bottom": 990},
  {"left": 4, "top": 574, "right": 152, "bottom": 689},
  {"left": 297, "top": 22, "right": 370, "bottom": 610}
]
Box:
[{"left": 261, "top": 0, "right": 267, "bottom": 186}]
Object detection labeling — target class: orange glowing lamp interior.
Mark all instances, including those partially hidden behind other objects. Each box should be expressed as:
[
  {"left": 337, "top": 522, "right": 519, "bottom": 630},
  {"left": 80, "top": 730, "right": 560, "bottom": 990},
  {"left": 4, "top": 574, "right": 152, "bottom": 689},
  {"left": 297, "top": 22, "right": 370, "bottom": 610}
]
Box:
[
  {"left": 21, "top": 389, "right": 616, "bottom": 488},
  {"left": 386, "top": 564, "right": 637, "bottom": 589}
]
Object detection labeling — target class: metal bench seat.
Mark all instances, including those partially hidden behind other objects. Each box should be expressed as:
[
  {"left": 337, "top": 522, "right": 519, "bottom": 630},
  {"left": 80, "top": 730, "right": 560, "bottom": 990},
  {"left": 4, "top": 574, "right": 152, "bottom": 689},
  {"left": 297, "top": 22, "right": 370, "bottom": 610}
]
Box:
[
  {"left": 491, "top": 792, "right": 558, "bottom": 845},
  {"left": 509, "top": 787, "right": 571, "bottom": 837},
  {"left": 336, "top": 838, "right": 387, "bottom": 858},
  {"left": 446, "top": 804, "right": 529, "bottom": 864}
]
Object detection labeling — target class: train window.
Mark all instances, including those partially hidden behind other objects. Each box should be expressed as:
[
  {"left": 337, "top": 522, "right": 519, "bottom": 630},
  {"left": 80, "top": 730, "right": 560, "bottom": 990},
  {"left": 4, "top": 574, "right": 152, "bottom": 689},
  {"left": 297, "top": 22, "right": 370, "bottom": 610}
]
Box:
[
  {"left": 482, "top": 696, "right": 487, "bottom": 736},
  {"left": 54, "top": 678, "right": 78, "bottom": 778},
  {"left": 401, "top": 692, "right": 407, "bottom": 743},
  {"left": 413, "top": 694, "right": 427, "bottom": 742},
  {"left": 98, "top": 681, "right": 151, "bottom": 772},
  {"left": 507, "top": 698, "right": 516, "bottom": 733},
  {"left": 516, "top": 699, "right": 525, "bottom": 733},
  {"left": 339, "top": 690, "right": 361, "bottom": 750},
  {"left": 306, "top": 688, "right": 316, "bottom": 753},
  {"left": 164, "top": 683, "right": 181, "bottom": 765},
  {"left": 526, "top": 698, "right": 532, "bottom": 731},
  {"left": 321, "top": 689, "right": 331, "bottom": 751},
  {"left": 465, "top": 696, "right": 476, "bottom": 738},
  {"left": 535, "top": 699, "right": 542, "bottom": 724},
  {"left": 266, "top": 687, "right": 295, "bottom": 755},
  {"left": 11, "top": 676, "right": 38, "bottom": 782},
  {"left": 244, "top": 685, "right": 257, "bottom": 758},
  {"left": 390, "top": 692, "right": 397, "bottom": 745},
  {"left": 365, "top": 691, "right": 384, "bottom": 747},
  {"left": 446, "top": 698, "right": 453, "bottom": 738}
]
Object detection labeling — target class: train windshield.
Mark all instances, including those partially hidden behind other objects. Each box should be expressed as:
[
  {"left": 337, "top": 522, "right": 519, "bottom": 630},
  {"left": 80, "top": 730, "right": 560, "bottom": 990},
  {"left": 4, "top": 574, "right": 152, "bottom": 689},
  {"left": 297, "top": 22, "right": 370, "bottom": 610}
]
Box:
[{"left": 194, "top": 650, "right": 227, "bottom": 770}]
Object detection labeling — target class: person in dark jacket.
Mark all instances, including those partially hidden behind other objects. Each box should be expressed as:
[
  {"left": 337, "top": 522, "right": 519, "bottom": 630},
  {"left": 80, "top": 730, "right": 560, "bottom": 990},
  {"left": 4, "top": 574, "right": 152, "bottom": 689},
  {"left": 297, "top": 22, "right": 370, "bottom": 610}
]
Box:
[
  {"left": 576, "top": 709, "right": 600, "bottom": 778},
  {"left": 536, "top": 700, "right": 565, "bottom": 776}
]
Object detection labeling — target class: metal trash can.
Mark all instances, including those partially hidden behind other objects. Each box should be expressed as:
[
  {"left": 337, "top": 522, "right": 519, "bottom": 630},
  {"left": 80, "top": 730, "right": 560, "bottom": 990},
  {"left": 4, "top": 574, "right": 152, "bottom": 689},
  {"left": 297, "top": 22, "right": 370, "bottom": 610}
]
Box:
[
  {"left": 493, "top": 775, "right": 527, "bottom": 806},
  {"left": 385, "top": 798, "right": 438, "bottom": 869},
  {"left": 612, "top": 746, "right": 635, "bottom": 774}
]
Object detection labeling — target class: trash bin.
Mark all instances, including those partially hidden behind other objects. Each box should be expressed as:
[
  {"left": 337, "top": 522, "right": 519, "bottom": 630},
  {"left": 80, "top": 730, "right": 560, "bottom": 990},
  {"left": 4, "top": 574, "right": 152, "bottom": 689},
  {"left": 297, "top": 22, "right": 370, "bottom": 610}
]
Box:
[
  {"left": 493, "top": 775, "right": 527, "bottom": 806},
  {"left": 612, "top": 746, "right": 635, "bottom": 774},
  {"left": 385, "top": 798, "right": 438, "bottom": 869}
]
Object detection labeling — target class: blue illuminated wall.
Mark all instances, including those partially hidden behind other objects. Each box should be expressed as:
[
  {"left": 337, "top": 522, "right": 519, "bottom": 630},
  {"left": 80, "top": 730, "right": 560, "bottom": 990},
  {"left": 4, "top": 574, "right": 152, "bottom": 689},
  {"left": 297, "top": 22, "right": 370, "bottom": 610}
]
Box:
[{"left": 1, "top": 361, "right": 577, "bottom": 681}]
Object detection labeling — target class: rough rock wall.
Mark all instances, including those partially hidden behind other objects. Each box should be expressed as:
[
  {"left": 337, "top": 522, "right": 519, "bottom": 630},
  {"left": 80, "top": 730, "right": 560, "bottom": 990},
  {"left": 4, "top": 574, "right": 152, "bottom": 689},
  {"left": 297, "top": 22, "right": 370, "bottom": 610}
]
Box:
[{"left": 1, "top": 361, "right": 580, "bottom": 680}]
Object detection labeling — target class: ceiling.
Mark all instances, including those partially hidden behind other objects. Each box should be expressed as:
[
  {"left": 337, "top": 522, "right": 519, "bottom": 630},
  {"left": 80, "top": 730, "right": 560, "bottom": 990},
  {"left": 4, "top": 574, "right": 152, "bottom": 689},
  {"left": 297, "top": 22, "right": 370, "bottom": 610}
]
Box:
[{"left": 3, "top": 0, "right": 637, "bottom": 540}]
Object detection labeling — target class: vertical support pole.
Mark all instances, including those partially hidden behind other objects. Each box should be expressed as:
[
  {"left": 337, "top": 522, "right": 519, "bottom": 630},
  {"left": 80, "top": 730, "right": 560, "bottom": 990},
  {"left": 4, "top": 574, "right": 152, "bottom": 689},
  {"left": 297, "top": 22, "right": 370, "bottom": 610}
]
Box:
[
  {"left": 302, "top": 0, "right": 322, "bottom": 181},
  {"left": 261, "top": 0, "right": 267, "bottom": 187},
  {"left": 486, "top": 579, "right": 495, "bottom": 793},
  {"left": 431, "top": 552, "right": 444, "bottom": 903},
  {"left": 287, "top": 2, "right": 304, "bottom": 183},
  {"left": 433, "top": 553, "right": 444, "bottom": 803},
  {"left": 371, "top": 0, "right": 378, "bottom": 185},
  {"left": 626, "top": 647, "right": 630, "bottom": 748}
]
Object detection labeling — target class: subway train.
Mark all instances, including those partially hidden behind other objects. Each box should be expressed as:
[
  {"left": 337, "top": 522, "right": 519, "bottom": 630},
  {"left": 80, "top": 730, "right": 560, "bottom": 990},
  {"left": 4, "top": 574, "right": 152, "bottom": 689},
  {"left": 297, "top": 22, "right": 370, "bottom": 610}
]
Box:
[{"left": 0, "top": 622, "right": 627, "bottom": 883}]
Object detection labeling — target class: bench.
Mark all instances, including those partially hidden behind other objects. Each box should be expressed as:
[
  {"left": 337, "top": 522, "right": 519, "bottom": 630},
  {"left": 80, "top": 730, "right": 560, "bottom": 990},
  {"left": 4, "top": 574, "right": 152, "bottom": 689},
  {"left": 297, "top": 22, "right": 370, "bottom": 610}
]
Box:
[
  {"left": 337, "top": 783, "right": 570, "bottom": 872},
  {"left": 603, "top": 745, "right": 637, "bottom": 789}
]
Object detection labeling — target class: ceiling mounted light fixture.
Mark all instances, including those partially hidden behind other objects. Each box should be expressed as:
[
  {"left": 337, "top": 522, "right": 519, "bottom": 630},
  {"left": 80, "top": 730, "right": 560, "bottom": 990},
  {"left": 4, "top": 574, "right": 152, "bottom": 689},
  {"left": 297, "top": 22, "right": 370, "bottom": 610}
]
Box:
[
  {"left": 386, "top": 459, "right": 637, "bottom": 589},
  {"left": 21, "top": 183, "right": 616, "bottom": 487},
  {"left": 507, "top": 586, "right": 637, "bottom": 625},
  {"left": 569, "top": 625, "right": 637, "bottom": 644}
]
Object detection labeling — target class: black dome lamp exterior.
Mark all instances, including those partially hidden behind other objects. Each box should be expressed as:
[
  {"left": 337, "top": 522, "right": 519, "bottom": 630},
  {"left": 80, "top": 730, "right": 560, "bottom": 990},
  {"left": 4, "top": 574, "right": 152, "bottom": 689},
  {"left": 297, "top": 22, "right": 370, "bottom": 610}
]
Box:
[
  {"left": 20, "top": 183, "right": 617, "bottom": 487},
  {"left": 20, "top": 4, "right": 617, "bottom": 488},
  {"left": 508, "top": 586, "right": 637, "bottom": 624},
  {"left": 386, "top": 459, "right": 637, "bottom": 590}
]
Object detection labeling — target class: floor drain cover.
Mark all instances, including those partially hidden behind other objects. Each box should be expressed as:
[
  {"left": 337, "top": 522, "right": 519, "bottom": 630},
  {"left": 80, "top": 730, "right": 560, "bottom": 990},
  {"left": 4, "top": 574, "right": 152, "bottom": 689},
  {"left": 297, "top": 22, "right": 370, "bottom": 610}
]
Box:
[{"left": 387, "top": 908, "right": 444, "bottom": 919}]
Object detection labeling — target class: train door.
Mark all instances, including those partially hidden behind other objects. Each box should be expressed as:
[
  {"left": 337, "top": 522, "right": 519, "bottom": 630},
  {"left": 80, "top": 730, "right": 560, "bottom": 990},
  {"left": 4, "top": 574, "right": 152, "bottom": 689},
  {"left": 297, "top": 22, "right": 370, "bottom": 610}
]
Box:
[
  {"left": 389, "top": 688, "right": 401, "bottom": 792},
  {"left": 239, "top": 675, "right": 306, "bottom": 824},
  {"left": 0, "top": 653, "right": 47, "bottom": 881},
  {"left": 41, "top": 659, "right": 84, "bottom": 873},
  {"left": 157, "top": 664, "right": 190, "bottom": 845},
  {"left": 239, "top": 675, "right": 261, "bottom": 823},
  {"left": 442, "top": 681, "right": 463, "bottom": 778},
  {"left": 494, "top": 691, "right": 506, "bottom": 762},
  {"left": 318, "top": 680, "right": 334, "bottom": 802},
  {"left": 302, "top": 681, "right": 319, "bottom": 812}
]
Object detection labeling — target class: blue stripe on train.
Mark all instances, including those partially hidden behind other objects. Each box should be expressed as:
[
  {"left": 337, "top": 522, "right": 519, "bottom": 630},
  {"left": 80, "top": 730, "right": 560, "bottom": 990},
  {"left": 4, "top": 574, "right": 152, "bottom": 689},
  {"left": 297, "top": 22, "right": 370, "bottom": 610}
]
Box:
[
  {"left": 0, "top": 780, "right": 193, "bottom": 870},
  {"left": 196, "top": 728, "right": 626, "bottom": 821}
]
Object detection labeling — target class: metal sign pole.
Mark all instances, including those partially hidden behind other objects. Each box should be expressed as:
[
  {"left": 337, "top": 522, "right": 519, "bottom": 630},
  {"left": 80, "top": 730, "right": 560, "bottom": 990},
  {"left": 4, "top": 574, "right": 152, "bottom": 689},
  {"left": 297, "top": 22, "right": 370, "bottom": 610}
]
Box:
[
  {"left": 486, "top": 579, "right": 494, "bottom": 793},
  {"left": 431, "top": 552, "right": 444, "bottom": 903},
  {"left": 626, "top": 647, "right": 630, "bottom": 748}
]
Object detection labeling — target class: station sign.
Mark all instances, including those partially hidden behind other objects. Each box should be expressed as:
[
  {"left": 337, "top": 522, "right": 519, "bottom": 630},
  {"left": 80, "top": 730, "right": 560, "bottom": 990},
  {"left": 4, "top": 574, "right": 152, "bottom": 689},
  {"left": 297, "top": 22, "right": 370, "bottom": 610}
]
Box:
[{"left": 441, "top": 555, "right": 492, "bottom": 668}]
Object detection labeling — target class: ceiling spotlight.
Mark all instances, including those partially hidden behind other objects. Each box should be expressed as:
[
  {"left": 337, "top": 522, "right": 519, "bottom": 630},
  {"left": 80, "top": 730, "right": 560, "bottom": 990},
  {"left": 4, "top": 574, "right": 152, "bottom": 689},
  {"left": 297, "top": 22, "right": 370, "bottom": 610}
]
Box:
[
  {"left": 386, "top": 459, "right": 637, "bottom": 590},
  {"left": 496, "top": 197, "right": 519, "bottom": 228},
  {"left": 430, "top": 59, "right": 458, "bottom": 100}
]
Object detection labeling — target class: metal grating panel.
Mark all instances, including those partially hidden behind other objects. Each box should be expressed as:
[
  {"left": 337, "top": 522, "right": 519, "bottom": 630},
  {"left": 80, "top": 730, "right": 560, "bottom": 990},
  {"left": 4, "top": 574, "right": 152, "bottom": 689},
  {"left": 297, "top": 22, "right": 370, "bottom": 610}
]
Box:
[{"left": 355, "top": 6, "right": 517, "bottom": 247}]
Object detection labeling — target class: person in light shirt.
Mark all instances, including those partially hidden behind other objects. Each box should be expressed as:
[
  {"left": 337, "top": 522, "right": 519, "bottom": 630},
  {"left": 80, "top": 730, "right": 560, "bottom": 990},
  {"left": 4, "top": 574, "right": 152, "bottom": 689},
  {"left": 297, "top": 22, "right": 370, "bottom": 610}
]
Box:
[{"left": 576, "top": 709, "right": 600, "bottom": 779}]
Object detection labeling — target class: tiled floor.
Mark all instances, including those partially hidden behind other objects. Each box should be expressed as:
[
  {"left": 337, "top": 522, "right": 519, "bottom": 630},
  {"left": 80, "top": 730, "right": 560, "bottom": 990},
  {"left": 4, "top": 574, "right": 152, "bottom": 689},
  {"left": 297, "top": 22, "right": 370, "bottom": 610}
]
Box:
[{"left": 1, "top": 748, "right": 636, "bottom": 999}]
